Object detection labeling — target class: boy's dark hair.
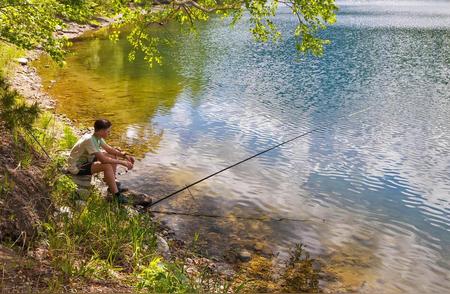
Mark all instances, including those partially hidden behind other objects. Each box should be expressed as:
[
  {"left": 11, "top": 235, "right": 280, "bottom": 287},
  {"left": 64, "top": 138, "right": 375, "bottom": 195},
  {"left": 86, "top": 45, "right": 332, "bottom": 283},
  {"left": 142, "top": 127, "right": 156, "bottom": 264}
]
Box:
[{"left": 94, "top": 119, "right": 112, "bottom": 132}]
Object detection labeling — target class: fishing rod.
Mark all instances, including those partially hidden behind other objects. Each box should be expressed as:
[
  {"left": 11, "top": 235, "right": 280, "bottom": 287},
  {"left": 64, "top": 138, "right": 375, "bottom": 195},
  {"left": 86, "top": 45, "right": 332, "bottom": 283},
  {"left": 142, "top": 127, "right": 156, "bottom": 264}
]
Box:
[
  {"left": 26, "top": 129, "right": 51, "bottom": 159},
  {"left": 149, "top": 106, "right": 373, "bottom": 207}
]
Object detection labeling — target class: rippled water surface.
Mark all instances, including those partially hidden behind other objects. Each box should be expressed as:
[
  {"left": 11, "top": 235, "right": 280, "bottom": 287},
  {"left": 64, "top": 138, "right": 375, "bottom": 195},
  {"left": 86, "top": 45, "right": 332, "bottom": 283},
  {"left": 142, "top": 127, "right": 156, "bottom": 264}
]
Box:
[{"left": 35, "top": 1, "right": 450, "bottom": 292}]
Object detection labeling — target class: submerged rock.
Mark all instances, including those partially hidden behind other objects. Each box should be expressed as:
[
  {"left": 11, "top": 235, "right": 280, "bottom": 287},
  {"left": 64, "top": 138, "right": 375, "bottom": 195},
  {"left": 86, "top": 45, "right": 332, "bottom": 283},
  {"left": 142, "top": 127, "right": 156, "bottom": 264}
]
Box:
[
  {"left": 238, "top": 250, "right": 252, "bottom": 262},
  {"left": 122, "top": 189, "right": 153, "bottom": 207}
]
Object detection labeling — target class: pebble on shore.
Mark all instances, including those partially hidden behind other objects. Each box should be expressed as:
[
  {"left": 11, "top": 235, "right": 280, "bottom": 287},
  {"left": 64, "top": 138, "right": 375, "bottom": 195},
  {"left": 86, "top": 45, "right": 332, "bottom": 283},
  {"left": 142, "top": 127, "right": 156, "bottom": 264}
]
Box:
[{"left": 15, "top": 58, "right": 28, "bottom": 65}]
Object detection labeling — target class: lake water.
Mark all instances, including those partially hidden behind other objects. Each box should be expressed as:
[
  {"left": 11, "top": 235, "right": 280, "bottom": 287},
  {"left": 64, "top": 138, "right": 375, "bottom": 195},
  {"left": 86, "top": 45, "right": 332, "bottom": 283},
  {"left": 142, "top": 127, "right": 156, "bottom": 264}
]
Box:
[{"left": 35, "top": 0, "right": 450, "bottom": 292}]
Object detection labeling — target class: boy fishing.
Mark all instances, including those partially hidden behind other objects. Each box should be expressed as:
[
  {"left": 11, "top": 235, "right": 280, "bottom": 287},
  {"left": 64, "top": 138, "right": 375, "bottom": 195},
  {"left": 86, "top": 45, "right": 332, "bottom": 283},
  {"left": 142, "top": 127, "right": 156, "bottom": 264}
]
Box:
[{"left": 67, "top": 119, "right": 135, "bottom": 203}]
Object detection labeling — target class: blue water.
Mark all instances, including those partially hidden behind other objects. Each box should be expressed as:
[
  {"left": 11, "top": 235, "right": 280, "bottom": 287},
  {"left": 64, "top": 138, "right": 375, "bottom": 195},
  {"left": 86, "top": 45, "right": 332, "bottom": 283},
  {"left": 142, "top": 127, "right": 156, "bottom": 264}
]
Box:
[{"left": 37, "top": 0, "right": 450, "bottom": 292}]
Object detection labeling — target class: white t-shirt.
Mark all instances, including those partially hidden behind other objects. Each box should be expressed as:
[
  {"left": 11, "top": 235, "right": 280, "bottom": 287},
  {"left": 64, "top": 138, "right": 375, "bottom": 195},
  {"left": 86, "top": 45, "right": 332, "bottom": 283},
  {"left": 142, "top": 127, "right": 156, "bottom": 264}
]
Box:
[{"left": 67, "top": 134, "right": 105, "bottom": 174}]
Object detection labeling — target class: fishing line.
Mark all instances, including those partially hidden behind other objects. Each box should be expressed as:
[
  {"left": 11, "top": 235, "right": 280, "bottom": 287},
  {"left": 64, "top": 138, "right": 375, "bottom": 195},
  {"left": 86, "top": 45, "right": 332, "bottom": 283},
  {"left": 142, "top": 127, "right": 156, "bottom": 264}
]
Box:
[
  {"left": 148, "top": 209, "right": 320, "bottom": 223},
  {"left": 149, "top": 106, "right": 373, "bottom": 207}
]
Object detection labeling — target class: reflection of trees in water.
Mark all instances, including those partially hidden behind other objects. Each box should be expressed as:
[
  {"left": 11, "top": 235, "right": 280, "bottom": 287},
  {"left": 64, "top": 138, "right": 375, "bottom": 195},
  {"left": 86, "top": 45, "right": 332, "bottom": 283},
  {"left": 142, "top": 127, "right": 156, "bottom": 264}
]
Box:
[
  {"left": 34, "top": 22, "right": 218, "bottom": 156},
  {"left": 118, "top": 123, "right": 164, "bottom": 158}
]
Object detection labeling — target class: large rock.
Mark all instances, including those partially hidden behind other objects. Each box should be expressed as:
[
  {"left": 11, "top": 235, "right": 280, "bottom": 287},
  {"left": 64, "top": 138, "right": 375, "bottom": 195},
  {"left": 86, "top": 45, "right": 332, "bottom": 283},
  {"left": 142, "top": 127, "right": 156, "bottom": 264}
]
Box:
[
  {"left": 70, "top": 174, "right": 92, "bottom": 189},
  {"left": 123, "top": 189, "right": 153, "bottom": 207}
]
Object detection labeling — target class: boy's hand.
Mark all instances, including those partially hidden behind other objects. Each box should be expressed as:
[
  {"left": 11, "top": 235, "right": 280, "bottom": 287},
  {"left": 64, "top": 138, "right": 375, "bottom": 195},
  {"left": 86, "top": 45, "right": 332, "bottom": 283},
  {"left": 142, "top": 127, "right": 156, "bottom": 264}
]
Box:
[
  {"left": 122, "top": 160, "right": 133, "bottom": 170},
  {"left": 125, "top": 154, "right": 135, "bottom": 164}
]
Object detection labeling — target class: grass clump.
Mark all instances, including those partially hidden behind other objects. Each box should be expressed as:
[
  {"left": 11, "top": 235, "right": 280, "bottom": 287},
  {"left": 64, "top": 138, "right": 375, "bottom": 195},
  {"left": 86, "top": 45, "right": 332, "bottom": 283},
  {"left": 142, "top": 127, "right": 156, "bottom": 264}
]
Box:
[
  {"left": 41, "top": 154, "right": 242, "bottom": 292},
  {"left": 281, "top": 243, "right": 320, "bottom": 292},
  {"left": 0, "top": 172, "right": 13, "bottom": 198},
  {"left": 0, "top": 42, "right": 25, "bottom": 76},
  {"left": 136, "top": 257, "right": 240, "bottom": 293},
  {"left": 42, "top": 160, "right": 158, "bottom": 280}
]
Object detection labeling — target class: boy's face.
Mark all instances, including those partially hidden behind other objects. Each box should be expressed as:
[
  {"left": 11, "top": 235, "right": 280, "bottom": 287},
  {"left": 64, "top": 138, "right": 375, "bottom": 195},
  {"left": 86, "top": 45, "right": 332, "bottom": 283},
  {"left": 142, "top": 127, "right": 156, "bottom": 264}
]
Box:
[{"left": 98, "top": 127, "right": 111, "bottom": 139}]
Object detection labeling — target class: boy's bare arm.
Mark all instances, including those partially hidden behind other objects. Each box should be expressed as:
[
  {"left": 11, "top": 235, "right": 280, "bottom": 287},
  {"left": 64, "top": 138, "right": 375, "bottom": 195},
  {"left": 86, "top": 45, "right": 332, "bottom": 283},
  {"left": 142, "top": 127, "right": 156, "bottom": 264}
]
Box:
[{"left": 101, "top": 142, "right": 135, "bottom": 164}]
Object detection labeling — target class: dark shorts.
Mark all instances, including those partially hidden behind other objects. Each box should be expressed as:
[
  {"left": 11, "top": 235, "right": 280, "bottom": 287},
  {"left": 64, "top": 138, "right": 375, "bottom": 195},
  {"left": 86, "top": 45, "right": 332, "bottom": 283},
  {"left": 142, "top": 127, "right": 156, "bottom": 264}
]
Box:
[{"left": 77, "top": 157, "right": 97, "bottom": 176}]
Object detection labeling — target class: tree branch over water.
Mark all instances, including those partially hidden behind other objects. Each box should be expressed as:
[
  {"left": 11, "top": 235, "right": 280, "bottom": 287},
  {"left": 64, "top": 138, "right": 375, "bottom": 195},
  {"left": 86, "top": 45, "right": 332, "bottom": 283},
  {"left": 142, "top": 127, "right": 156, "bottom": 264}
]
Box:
[{"left": 0, "top": 0, "right": 338, "bottom": 64}]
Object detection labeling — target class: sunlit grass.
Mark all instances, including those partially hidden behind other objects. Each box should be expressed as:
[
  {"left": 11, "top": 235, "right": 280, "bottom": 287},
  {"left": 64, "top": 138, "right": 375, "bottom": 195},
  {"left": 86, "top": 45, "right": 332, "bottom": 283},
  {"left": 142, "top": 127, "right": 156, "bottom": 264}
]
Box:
[{"left": 0, "top": 42, "right": 25, "bottom": 77}]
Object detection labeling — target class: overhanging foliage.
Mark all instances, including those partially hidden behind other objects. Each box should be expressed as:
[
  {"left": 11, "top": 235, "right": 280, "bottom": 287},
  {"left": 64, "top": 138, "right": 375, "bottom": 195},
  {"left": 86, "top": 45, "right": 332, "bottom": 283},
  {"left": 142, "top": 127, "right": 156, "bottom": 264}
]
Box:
[{"left": 0, "top": 0, "right": 337, "bottom": 64}]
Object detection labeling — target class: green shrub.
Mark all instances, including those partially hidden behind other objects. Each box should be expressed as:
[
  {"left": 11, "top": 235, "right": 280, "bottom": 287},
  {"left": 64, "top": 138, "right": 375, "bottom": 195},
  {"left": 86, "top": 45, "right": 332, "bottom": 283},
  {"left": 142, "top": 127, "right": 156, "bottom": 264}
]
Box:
[
  {"left": 52, "top": 175, "right": 78, "bottom": 206},
  {"left": 33, "top": 112, "right": 57, "bottom": 152},
  {"left": 0, "top": 79, "right": 40, "bottom": 132},
  {"left": 59, "top": 126, "right": 78, "bottom": 150},
  {"left": 137, "top": 257, "right": 194, "bottom": 293}
]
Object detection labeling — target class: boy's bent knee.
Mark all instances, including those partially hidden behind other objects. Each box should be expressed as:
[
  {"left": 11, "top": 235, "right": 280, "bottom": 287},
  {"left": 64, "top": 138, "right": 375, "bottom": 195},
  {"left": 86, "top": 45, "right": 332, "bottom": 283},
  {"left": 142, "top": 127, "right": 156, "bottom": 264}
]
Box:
[
  {"left": 103, "top": 163, "right": 113, "bottom": 171},
  {"left": 91, "top": 162, "right": 113, "bottom": 174}
]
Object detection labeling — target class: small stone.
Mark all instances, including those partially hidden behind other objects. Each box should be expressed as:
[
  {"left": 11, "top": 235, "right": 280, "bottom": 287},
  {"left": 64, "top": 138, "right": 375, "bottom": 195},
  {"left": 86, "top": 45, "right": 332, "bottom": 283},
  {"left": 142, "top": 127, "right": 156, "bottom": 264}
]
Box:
[
  {"left": 16, "top": 58, "right": 28, "bottom": 65},
  {"left": 215, "top": 263, "right": 235, "bottom": 278},
  {"left": 312, "top": 260, "right": 322, "bottom": 271},
  {"left": 156, "top": 234, "right": 170, "bottom": 259},
  {"left": 75, "top": 200, "right": 86, "bottom": 207},
  {"left": 57, "top": 206, "right": 73, "bottom": 218},
  {"left": 185, "top": 266, "right": 196, "bottom": 275},
  {"left": 254, "top": 242, "right": 265, "bottom": 251},
  {"left": 238, "top": 250, "right": 251, "bottom": 262}
]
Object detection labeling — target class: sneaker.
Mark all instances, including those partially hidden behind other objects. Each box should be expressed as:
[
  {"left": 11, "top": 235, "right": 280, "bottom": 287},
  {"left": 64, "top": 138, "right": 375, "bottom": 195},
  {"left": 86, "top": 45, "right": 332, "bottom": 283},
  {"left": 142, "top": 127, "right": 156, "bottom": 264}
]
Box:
[
  {"left": 113, "top": 193, "right": 129, "bottom": 204},
  {"left": 108, "top": 186, "right": 129, "bottom": 193},
  {"left": 117, "top": 181, "right": 130, "bottom": 191},
  {"left": 108, "top": 182, "right": 129, "bottom": 194}
]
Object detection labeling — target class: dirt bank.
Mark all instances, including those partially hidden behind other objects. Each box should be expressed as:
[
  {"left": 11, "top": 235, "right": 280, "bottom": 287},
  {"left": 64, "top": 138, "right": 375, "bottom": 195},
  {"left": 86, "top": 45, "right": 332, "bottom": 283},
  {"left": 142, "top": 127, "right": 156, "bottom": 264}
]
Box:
[{"left": 0, "top": 120, "right": 49, "bottom": 244}]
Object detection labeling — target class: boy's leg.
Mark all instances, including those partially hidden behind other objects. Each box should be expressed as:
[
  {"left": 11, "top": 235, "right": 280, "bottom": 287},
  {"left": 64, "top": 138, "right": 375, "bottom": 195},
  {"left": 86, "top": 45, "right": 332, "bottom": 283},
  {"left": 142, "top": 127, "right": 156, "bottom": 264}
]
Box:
[
  {"left": 91, "top": 162, "right": 118, "bottom": 194},
  {"left": 102, "top": 152, "right": 118, "bottom": 178}
]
